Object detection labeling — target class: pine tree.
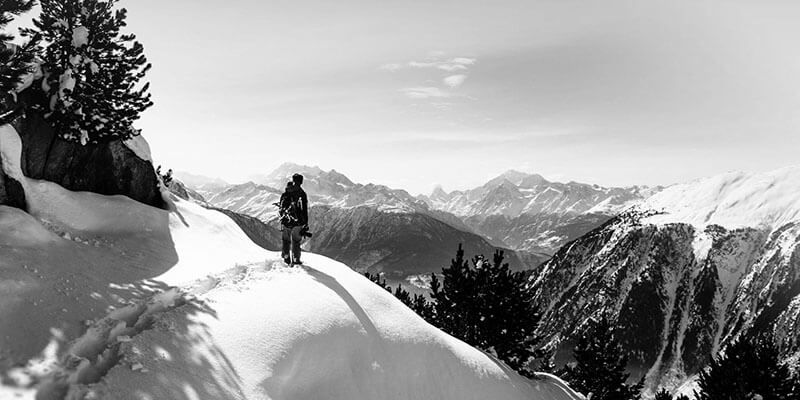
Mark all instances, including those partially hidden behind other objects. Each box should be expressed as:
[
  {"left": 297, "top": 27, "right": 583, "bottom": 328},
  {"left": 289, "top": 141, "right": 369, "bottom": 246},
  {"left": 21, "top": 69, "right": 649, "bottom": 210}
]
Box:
[
  {"left": 365, "top": 245, "right": 543, "bottom": 377},
  {"left": 429, "top": 244, "right": 541, "bottom": 376},
  {"left": 563, "top": 315, "right": 641, "bottom": 400},
  {"left": 26, "top": 0, "right": 152, "bottom": 144},
  {"left": 654, "top": 388, "right": 672, "bottom": 400},
  {"left": 695, "top": 333, "right": 798, "bottom": 400},
  {"left": 0, "top": 0, "right": 39, "bottom": 104}
]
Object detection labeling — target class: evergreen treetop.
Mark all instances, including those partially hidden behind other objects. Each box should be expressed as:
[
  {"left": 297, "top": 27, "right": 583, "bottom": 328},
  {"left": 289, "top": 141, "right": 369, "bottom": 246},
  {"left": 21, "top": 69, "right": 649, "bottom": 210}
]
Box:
[
  {"left": 429, "top": 244, "right": 541, "bottom": 376},
  {"left": 0, "top": 0, "right": 39, "bottom": 105},
  {"left": 25, "top": 0, "right": 152, "bottom": 144},
  {"left": 695, "top": 333, "right": 798, "bottom": 400},
  {"left": 562, "top": 314, "right": 641, "bottom": 400}
]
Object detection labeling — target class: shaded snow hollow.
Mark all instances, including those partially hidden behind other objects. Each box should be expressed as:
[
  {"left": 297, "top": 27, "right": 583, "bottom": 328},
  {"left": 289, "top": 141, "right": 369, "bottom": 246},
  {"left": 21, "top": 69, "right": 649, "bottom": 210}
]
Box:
[{"left": 0, "top": 124, "right": 582, "bottom": 399}]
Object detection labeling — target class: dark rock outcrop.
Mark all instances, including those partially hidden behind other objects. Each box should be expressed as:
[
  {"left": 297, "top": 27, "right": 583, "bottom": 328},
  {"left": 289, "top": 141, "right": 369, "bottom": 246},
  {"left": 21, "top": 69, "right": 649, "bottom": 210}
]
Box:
[
  {"left": 0, "top": 165, "right": 26, "bottom": 210},
  {"left": 9, "top": 89, "right": 164, "bottom": 209}
]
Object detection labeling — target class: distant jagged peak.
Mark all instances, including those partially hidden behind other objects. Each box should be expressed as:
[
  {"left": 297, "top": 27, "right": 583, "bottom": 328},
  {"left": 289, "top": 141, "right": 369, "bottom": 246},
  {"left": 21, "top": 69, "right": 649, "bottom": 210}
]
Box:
[
  {"left": 485, "top": 169, "right": 547, "bottom": 188},
  {"left": 261, "top": 162, "right": 325, "bottom": 184},
  {"left": 430, "top": 184, "right": 449, "bottom": 199},
  {"left": 638, "top": 165, "right": 800, "bottom": 230},
  {"left": 173, "top": 170, "right": 229, "bottom": 188}
]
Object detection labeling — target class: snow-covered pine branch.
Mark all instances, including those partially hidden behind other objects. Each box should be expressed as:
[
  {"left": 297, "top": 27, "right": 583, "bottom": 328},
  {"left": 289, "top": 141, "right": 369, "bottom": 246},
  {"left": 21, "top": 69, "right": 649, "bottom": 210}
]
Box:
[
  {"left": 25, "top": 0, "right": 152, "bottom": 145},
  {"left": 0, "top": 0, "right": 40, "bottom": 109}
]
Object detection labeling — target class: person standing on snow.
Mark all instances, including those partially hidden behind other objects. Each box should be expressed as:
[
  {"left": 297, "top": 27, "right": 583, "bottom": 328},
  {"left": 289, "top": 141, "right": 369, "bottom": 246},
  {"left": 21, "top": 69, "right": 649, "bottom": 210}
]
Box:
[{"left": 278, "top": 173, "right": 309, "bottom": 265}]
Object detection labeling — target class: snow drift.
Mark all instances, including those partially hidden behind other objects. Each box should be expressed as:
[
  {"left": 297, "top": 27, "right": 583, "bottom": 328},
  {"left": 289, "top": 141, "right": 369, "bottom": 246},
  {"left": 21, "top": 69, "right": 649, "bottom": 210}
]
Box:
[{"left": 0, "top": 124, "right": 582, "bottom": 399}]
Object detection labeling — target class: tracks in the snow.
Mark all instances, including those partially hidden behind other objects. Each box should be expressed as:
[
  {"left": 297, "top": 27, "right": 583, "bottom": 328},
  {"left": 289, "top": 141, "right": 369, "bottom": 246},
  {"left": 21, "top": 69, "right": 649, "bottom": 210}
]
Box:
[{"left": 32, "top": 259, "right": 289, "bottom": 400}]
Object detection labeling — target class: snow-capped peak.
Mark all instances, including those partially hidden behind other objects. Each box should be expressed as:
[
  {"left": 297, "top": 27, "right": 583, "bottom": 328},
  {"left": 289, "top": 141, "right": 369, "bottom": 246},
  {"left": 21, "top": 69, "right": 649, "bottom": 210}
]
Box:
[{"left": 639, "top": 165, "right": 800, "bottom": 230}]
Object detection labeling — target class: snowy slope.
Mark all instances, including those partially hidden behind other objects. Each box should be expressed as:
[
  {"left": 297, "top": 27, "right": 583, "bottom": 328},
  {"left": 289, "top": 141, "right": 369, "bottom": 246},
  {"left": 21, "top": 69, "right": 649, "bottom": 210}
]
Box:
[
  {"left": 640, "top": 166, "right": 800, "bottom": 230},
  {"left": 48, "top": 255, "right": 584, "bottom": 400},
  {"left": 0, "top": 125, "right": 583, "bottom": 399}
]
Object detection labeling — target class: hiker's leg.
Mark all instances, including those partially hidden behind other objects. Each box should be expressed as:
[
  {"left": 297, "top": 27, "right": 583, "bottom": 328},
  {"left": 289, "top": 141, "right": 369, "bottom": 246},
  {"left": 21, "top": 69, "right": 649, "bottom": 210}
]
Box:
[
  {"left": 291, "top": 226, "right": 303, "bottom": 262},
  {"left": 281, "top": 226, "right": 291, "bottom": 261}
]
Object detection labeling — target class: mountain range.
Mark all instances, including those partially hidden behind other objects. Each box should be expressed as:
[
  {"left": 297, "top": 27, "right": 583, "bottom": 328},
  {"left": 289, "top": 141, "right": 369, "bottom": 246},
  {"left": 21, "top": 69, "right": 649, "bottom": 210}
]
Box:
[
  {"left": 528, "top": 166, "right": 800, "bottom": 395},
  {"left": 178, "top": 164, "right": 653, "bottom": 280},
  {"left": 176, "top": 164, "right": 531, "bottom": 281},
  {"left": 418, "top": 170, "right": 658, "bottom": 253}
]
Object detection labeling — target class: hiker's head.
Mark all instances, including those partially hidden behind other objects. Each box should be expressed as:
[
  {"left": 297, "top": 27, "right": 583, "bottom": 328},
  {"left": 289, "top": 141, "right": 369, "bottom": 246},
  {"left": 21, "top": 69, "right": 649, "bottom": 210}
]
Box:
[
  {"left": 285, "top": 181, "right": 293, "bottom": 190},
  {"left": 292, "top": 173, "right": 304, "bottom": 185}
]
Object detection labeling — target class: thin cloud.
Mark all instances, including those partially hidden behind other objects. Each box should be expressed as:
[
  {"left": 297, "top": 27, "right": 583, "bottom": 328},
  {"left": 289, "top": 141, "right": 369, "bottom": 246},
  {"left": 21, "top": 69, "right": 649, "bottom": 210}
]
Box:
[
  {"left": 384, "top": 53, "right": 478, "bottom": 105},
  {"left": 379, "top": 63, "right": 403, "bottom": 72},
  {"left": 400, "top": 87, "right": 452, "bottom": 99},
  {"left": 451, "top": 57, "right": 476, "bottom": 65},
  {"left": 444, "top": 74, "right": 467, "bottom": 88},
  {"left": 382, "top": 55, "right": 477, "bottom": 73}
]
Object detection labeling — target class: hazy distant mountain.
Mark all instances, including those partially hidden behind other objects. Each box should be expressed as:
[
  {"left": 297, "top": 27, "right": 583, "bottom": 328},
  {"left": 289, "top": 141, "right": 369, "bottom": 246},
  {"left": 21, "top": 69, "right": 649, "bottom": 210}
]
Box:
[
  {"left": 207, "top": 163, "right": 433, "bottom": 220},
  {"left": 419, "top": 170, "right": 658, "bottom": 253},
  {"left": 186, "top": 163, "right": 538, "bottom": 278},
  {"left": 529, "top": 166, "right": 800, "bottom": 396},
  {"left": 173, "top": 171, "right": 229, "bottom": 198}
]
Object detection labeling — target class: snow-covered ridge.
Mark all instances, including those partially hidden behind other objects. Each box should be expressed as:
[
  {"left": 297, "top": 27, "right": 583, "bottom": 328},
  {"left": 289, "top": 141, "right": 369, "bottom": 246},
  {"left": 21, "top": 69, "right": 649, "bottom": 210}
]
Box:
[
  {"left": 1, "top": 125, "right": 582, "bottom": 399},
  {"left": 639, "top": 165, "right": 800, "bottom": 230}
]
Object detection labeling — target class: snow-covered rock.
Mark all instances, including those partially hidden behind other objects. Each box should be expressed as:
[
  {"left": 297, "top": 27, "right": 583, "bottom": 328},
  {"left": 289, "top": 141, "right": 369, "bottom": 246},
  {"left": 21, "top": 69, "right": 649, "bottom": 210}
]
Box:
[
  {"left": 123, "top": 134, "right": 152, "bottom": 163},
  {"left": 5, "top": 101, "right": 164, "bottom": 208}
]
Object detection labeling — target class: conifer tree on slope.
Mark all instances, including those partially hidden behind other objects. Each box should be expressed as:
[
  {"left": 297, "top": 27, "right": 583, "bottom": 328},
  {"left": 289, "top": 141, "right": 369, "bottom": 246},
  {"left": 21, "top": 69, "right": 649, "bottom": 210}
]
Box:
[
  {"left": 562, "top": 315, "right": 641, "bottom": 400},
  {"left": 0, "top": 0, "right": 39, "bottom": 101},
  {"left": 695, "top": 333, "right": 798, "bottom": 400},
  {"left": 27, "top": 0, "right": 152, "bottom": 144},
  {"left": 429, "top": 244, "right": 541, "bottom": 376},
  {"left": 653, "top": 388, "right": 672, "bottom": 400}
]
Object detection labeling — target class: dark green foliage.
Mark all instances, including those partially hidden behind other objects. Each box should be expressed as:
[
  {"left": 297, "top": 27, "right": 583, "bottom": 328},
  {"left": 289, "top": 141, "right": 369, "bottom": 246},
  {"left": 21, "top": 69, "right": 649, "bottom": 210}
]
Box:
[
  {"left": 156, "top": 165, "right": 172, "bottom": 188},
  {"left": 695, "top": 333, "right": 798, "bottom": 400},
  {"left": 428, "top": 244, "right": 541, "bottom": 377},
  {"left": 365, "top": 244, "right": 542, "bottom": 377},
  {"left": 25, "top": 0, "right": 152, "bottom": 144},
  {"left": 675, "top": 395, "right": 690, "bottom": 400},
  {"left": 0, "top": 0, "right": 39, "bottom": 99},
  {"left": 562, "top": 315, "right": 641, "bottom": 400},
  {"left": 654, "top": 388, "right": 672, "bottom": 400}
]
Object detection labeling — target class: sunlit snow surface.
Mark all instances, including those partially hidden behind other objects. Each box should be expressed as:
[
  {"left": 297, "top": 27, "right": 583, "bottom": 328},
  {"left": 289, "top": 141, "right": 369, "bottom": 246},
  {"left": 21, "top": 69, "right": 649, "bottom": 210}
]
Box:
[
  {"left": 0, "top": 124, "right": 582, "bottom": 399},
  {"left": 639, "top": 166, "right": 800, "bottom": 230}
]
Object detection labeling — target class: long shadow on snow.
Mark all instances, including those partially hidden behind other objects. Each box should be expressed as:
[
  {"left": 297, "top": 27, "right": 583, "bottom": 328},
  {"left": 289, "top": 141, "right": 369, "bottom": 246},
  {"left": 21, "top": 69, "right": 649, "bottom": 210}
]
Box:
[
  {"left": 0, "top": 204, "right": 182, "bottom": 385},
  {"left": 75, "top": 298, "right": 247, "bottom": 400}
]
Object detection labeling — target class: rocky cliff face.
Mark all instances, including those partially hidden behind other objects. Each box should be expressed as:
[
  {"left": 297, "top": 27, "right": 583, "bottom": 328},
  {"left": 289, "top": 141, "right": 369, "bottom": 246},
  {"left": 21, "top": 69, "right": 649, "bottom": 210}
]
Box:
[
  {"left": 0, "top": 151, "right": 26, "bottom": 209},
  {"left": 0, "top": 90, "right": 164, "bottom": 210},
  {"left": 530, "top": 167, "right": 800, "bottom": 395}
]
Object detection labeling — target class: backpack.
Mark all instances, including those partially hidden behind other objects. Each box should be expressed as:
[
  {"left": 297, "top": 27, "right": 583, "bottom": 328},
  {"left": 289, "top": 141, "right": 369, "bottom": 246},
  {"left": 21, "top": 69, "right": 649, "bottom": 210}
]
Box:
[{"left": 278, "top": 191, "right": 304, "bottom": 226}]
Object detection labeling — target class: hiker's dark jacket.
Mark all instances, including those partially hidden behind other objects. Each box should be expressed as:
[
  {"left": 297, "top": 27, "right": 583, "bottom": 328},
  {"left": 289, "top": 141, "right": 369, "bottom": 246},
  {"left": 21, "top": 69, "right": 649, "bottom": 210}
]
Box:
[{"left": 279, "top": 184, "right": 309, "bottom": 227}]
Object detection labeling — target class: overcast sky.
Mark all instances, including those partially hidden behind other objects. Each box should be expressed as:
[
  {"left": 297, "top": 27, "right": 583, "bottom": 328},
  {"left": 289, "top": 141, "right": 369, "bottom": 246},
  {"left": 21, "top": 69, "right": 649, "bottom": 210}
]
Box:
[{"left": 92, "top": 0, "right": 800, "bottom": 194}]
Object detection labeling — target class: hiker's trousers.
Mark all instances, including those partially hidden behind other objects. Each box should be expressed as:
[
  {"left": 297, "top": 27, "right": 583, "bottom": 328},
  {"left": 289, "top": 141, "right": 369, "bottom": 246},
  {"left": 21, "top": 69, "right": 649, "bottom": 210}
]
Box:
[{"left": 281, "top": 225, "right": 303, "bottom": 262}]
